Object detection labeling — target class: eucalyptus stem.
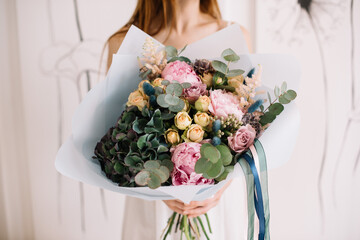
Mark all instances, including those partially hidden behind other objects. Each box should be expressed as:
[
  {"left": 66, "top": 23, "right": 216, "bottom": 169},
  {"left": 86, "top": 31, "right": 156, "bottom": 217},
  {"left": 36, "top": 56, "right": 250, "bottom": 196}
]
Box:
[
  {"left": 225, "top": 61, "right": 231, "bottom": 75},
  {"left": 263, "top": 97, "right": 278, "bottom": 113},
  {"left": 175, "top": 213, "right": 182, "bottom": 233},
  {"left": 192, "top": 218, "right": 201, "bottom": 239},
  {"left": 205, "top": 213, "right": 212, "bottom": 234},
  {"left": 196, "top": 216, "right": 210, "bottom": 240}
]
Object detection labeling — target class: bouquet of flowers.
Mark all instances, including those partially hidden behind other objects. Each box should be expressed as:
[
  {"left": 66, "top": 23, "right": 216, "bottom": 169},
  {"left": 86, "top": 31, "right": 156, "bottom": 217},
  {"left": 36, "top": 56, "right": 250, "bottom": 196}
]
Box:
[
  {"left": 56, "top": 25, "right": 300, "bottom": 240},
  {"left": 92, "top": 36, "right": 296, "bottom": 239}
]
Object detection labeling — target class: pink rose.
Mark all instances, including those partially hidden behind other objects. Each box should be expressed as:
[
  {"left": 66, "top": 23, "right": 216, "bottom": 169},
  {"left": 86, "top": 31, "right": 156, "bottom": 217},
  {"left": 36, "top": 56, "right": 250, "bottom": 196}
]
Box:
[
  {"left": 161, "top": 60, "right": 201, "bottom": 84},
  {"left": 208, "top": 89, "right": 244, "bottom": 120},
  {"left": 171, "top": 142, "right": 214, "bottom": 186},
  {"left": 183, "top": 83, "right": 208, "bottom": 103},
  {"left": 227, "top": 124, "right": 256, "bottom": 153}
]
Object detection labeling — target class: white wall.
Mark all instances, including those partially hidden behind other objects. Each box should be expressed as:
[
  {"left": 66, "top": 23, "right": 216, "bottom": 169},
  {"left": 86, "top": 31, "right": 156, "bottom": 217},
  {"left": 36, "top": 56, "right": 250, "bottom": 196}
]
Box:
[{"left": 1, "top": 0, "right": 359, "bottom": 239}]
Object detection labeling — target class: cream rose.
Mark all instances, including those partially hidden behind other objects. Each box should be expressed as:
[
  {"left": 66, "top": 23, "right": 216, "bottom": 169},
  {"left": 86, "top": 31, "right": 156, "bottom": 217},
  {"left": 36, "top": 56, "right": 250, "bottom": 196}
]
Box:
[
  {"left": 186, "top": 124, "right": 204, "bottom": 143},
  {"left": 174, "top": 112, "right": 192, "bottom": 130},
  {"left": 195, "top": 95, "right": 211, "bottom": 112},
  {"left": 127, "top": 90, "right": 148, "bottom": 111},
  {"left": 194, "top": 112, "right": 210, "bottom": 127},
  {"left": 165, "top": 129, "right": 180, "bottom": 145}
]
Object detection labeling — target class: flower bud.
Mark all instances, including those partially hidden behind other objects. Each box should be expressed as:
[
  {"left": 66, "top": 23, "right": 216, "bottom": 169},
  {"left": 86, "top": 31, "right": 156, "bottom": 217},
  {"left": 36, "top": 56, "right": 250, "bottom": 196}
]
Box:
[
  {"left": 181, "top": 98, "right": 190, "bottom": 112},
  {"left": 186, "top": 124, "right": 204, "bottom": 143},
  {"left": 174, "top": 112, "right": 192, "bottom": 130},
  {"left": 200, "top": 73, "right": 213, "bottom": 87},
  {"left": 194, "top": 112, "right": 210, "bottom": 127},
  {"left": 152, "top": 77, "right": 164, "bottom": 87},
  {"left": 195, "top": 95, "right": 211, "bottom": 112},
  {"left": 138, "top": 80, "right": 151, "bottom": 99},
  {"left": 165, "top": 129, "right": 180, "bottom": 145}
]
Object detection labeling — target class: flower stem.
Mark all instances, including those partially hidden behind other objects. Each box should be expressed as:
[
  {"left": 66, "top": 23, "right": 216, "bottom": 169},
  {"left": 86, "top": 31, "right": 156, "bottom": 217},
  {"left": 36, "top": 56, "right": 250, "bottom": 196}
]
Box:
[
  {"left": 196, "top": 216, "right": 210, "bottom": 240},
  {"left": 183, "top": 215, "right": 191, "bottom": 240},
  {"left": 205, "top": 213, "right": 212, "bottom": 234}
]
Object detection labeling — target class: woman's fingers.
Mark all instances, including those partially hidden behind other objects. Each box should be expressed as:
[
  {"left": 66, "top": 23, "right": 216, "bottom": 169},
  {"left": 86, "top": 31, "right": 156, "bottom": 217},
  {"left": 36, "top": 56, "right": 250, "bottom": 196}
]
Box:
[{"left": 186, "top": 200, "right": 219, "bottom": 218}]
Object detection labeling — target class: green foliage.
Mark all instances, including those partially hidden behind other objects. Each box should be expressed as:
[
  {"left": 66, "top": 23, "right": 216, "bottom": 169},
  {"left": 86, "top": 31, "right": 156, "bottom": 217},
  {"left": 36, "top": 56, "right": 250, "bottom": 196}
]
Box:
[
  {"left": 156, "top": 82, "right": 186, "bottom": 112},
  {"left": 211, "top": 48, "right": 244, "bottom": 79},
  {"left": 260, "top": 84, "right": 297, "bottom": 126},
  {"left": 195, "top": 143, "right": 233, "bottom": 181},
  {"left": 134, "top": 160, "right": 171, "bottom": 189}
]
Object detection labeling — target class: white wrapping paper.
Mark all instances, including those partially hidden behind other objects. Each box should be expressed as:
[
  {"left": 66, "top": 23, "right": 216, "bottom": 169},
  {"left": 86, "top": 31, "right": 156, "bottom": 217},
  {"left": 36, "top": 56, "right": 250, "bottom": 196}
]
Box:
[{"left": 55, "top": 25, "right": 300, "bottom": 203}]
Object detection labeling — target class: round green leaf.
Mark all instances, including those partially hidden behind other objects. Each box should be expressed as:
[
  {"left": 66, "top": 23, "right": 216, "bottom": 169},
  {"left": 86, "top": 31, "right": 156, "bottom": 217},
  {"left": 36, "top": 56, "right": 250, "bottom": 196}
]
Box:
[
  {"left": 279, "top": 95, "right": 291, "bottom": 104},
  {"left": 165, "top": 46, "right": 178, "bottom": 58},
  {"left": 169, "top": 99, "right": 185, "bottom": 112},
  {"left": 166, "top": 83, "right": 183, "bottom": 96},
  {"left": 211, "top": 60, "right": 227, "bottom": 74},
  {"left": 284, "top": 90, "right": 297, "bottom": 100},
  {"left": 206, "top": 160, "right": 224, "bottom": 178},
  {"left": 221, "top": 48, "right": 240, "bottom": 62},
  {"left": 147, "top": 172, "right": 162, "bottom": 189},
  {"left": 162, "top": 80, "right": 170, "bottom": 86},
  {"left": 227, "top": 69, "right": 245, "bottom": 77},
  {"left": 144, "top": 160, "right": 161, "bottom": 170},
  {"left": 259, "top": 112, "right": 276, "bottom": 126},
  {"left": 268, "top": 103, "right": 284, "bottom": 115},
  {"left": 165, "top": 94, "right": 180, "bottom": 105},
  {"left": 161, "top": 159, "right": 174, "bottom": 172},
  {"left": 202, "top": 145, "right": 221, "bottom": 164},
  {"left": 215, "top": 166, "right": 234, "bottom": 182},
  {"left": 135, "top": 170, "right": 150, "bottom": 186},
  {"left": 157, "top": 94, "right": 170, "bottom": 108},
  {"left": 195, "top": 157, "right": 213, "bottom": 174},
  {"left": 159, "top": 166, "right": 170, "bottom": 182},
  {"left": 216, "top": 144, "right": 232, "bottom": 166}
]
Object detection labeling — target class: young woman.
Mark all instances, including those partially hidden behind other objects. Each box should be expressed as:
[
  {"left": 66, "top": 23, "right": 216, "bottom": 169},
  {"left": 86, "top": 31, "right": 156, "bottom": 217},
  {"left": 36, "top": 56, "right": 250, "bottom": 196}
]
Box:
[{"left": 106, "top": 0, "right": 252, "bottom": 238}]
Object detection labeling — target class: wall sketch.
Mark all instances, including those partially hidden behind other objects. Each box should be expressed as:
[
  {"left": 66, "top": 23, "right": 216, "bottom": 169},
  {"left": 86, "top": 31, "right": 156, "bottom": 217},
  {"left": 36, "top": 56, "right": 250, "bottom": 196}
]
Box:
[
  {"left": 39, "top": 0, "right": 107, "bottom": 232},
  {"left": 260, "top": 0, "right": 359, "bottom": 234}
]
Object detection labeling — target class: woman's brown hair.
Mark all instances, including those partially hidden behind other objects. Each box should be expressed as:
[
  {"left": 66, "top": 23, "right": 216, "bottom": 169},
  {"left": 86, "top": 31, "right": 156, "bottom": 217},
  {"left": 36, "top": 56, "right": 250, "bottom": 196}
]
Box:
[
  {"left": 102, "top": 0, "right": 221, "bottom": 72},
  {"left": 108, "top": 0, "right": 222, "bottom": 40}
]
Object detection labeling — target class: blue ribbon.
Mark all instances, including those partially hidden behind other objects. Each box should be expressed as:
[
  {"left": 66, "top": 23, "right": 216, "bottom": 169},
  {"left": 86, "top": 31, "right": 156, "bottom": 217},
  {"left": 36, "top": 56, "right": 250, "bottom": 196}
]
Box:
[{"left": 242, "top": 153, "right": 266, "bottom": 240}]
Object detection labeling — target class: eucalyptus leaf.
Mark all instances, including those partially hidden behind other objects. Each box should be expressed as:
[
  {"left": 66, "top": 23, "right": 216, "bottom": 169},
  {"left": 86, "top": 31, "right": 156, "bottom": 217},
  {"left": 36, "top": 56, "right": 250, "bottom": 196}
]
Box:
[
  {"left": 169, "top": 100, "right": 185, "bottom": 112},
  {"left": 162, "top": 80, "right": 170, "bottom": 86},
  {"left": 161, "top": 159, "right": 174, "bottom": 172},
  {"left": 147, "top": 172, "right": 161, "bottom": 189},
  {"left": 279, "top": 95, "right": 291, "bottom": 104},
  {"left": 165, "top": 46, "right": 178, "bottom": 58},
  {"left": 206, "top": 160, "right": 224, "bottom": 178},
  {"left": 135, "top": 170, "right": 150, "bottom": 186},
  {"left": 216, "top": 144, "right": 232, "bottom": 166},
  {"left": 144, "top": 160, "right": 161, "bottom": 170},
  {"left": 284, "top": 90, "right": 297, "bottom": 100},
  {"left": 178, "top": 45, "right": 187, "bottom": 55},
  {"left": 166, "top": 83, "right": 183, "bottom": 96},
  {"left": 157, "top": 94, "right": 170, "bottom": 108},
  {"left": 114, "top": 162, "right": 124, "bottom": 174},
  {"left": 211, "top": 60, "right": 227, "bottom": 74},
  {"left": 268, "top": 102, "right": 284, "bottom": 115},
  {"left": 281, "top": 81, "right": 287, "bottom": 93},
  {"left": 202, "top": 144, "right": 221, "bottom": 164},
  {"left": 259, "top": 112, "right": 277, "bottom": 126},
  {"left": 195, "top": 157, "right": 213, "bottom": 174},
  {"left": 154, "top": 86, "right": 164, "bottom": 95},
  {"left": 165, "top": 94, "right": 180, "bottom": 105},
  {"left": 267, "top": 92, "right": 272, "bottom": 104},
  {"left": 227, "top": 69, "right": 245, "bottom": 77},
  {"left": 221, "top": 48, "right": 240, "bottom": 62}
]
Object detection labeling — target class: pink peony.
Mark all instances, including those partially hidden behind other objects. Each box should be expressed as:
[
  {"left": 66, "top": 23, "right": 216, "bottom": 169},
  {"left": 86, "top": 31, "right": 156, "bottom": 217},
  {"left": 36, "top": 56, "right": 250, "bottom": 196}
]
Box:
[
  {"left": 208, "top": 89, "right": 244, "bottom": 120},
  {"left": 171, "top": 142, "right": 214, "bottom": 186},
  {"left": 161, "top": 60, "right": 201, "bottom": 84},
  {"left": 227, "top": 124, "right": 256, "bottom": 153},
  {"left": 183, "top": 83, "right": 208, "bottom": 103}
]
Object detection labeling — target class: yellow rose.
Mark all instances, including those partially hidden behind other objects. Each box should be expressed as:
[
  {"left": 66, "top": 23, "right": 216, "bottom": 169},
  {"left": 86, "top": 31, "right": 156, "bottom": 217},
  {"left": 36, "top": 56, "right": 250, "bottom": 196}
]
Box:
[
  {"left": 194, "top": 112, "right": 210, "bottom": 127},
  {"left": 165, "top": 129, "right": 180, "bottom": 145},
  {"left": 152, "top": 77, "right": 163, "bottom": 87},
  {"left": 200, "top": 73, "right": 213, "bottom": 87},
  {"left": 186, "top": 124, "right": 204, "bottom": 143},
  {"left": 195, "top": 95, "right": 211, "bottom": 112},
  {"left": 174, "top": 112, "right": 192, "bottom": 130},
  {"left": 138, "top": 80, "right": 151, "bottom": 98},
  {"left": 127, "top": 90, "right": 148, "bottom": 111}
]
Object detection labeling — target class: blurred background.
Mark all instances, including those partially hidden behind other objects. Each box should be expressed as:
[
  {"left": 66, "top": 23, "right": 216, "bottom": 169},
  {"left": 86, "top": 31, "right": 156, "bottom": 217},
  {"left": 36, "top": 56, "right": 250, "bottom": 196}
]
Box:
[{"left": 0, "top": 0, "right": 359, "bottom": 239}]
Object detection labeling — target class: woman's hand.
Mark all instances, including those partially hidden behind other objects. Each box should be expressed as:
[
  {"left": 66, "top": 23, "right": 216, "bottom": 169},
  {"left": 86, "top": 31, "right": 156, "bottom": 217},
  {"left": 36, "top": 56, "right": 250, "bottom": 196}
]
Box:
[{"left": 163, "top": 180, "right": 232, "bottom": 218}]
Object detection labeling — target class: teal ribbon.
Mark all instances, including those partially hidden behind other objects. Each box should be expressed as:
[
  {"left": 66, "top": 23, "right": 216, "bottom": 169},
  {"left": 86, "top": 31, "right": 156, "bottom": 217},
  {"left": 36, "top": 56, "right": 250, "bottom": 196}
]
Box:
[{"left": 237, "top": 139, "right": 270, "bottom": 240}]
